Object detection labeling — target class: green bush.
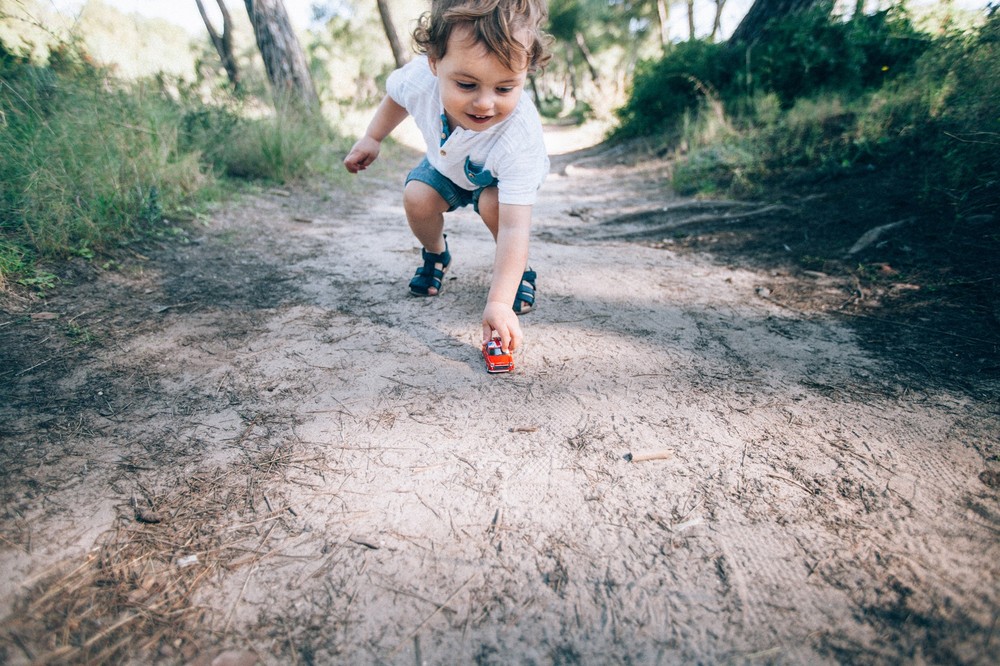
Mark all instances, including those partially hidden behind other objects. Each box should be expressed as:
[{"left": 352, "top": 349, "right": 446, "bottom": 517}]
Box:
[
  {"left": 614, "top": 4, "right": 929, "bottom": 139},
  {"left": 747, "top": 3, "right": 928, "bottom": 107},
  {"left": 0, "top": 36, "right": 347, "bottom": 290},
  {"left": 613, "top": 40, "right": 737, "bottom": 139},
  {"left": 220, "top": 107, "right": 339, "bottom": 182},
  {"left": 0, "top": 46, "right": 206, "bottom": 285},
  {"left": 613, "top": 0, "right": 998, "bottom": 226},
  {"left": 917, "top": 8, "right": 1000, "bottom": 215},
  {"left": 672, "top": 142, "right": 756, "bottom": 196}
]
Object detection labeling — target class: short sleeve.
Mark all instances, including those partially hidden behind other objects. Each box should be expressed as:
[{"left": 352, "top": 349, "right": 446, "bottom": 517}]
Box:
[{"left": 386, "top": 57, "right": 435, "bottom": 113}]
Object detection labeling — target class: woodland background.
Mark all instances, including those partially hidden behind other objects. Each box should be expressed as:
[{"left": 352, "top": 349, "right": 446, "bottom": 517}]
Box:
[{"left": 0, "top": 0, "right": 997, "bottom": 327}]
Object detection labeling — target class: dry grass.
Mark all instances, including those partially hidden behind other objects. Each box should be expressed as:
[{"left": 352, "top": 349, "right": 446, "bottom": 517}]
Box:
[{"left": 3, "top": 435, "right": 311, "bottom": 664}]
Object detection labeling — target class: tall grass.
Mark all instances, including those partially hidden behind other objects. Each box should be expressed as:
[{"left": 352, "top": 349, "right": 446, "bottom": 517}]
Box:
[
  {"left": 0, "top": 41, "right": 346, "bottom": 291},
  {"left": 624, "top": 6, "right": 999, "bottom": 220},
  {"left": 220, "top": 103, "right": 337, "bottom": 182},
  {"left": 0, "top": 45, "right": 207, "bottom": 289}
]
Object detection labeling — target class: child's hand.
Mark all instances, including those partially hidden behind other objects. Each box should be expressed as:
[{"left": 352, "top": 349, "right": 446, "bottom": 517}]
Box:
[
  {"left": 343, "top": 136, "right": 381, "bottom": 173},
  {"left": 482, "top": 301, "right": 522, "bottom": 353}
]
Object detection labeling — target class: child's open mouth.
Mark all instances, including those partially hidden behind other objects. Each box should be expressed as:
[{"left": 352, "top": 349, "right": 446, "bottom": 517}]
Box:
[{"left": 468, "top": 114, "right": 493, "bottom": 124}]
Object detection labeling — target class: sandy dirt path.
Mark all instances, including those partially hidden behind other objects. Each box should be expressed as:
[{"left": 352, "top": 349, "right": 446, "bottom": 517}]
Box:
[{"left": 1, "top": 127, "right": 998, "bottom": 664}]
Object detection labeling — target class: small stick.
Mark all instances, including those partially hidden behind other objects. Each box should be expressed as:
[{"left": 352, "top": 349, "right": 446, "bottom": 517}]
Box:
[
  {"left": 224, "top": 564, "right": 257, "bottom": 633},
  {"left": 388, "top": 574, "right": 476, "bottom": 657},
  {"left": 349, "top": 536, "right": 380, "bottom": 550},
  {"left": 624, "top": 449, "right": 673, "bottom": 462},
  {"left": 767, "top": 473, "right": 815, "bottom": 495}
]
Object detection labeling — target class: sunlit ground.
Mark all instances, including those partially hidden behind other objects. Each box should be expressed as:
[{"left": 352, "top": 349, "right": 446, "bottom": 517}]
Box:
[{"left": 542, "top": 119, "right": 612, "bottom": 155}]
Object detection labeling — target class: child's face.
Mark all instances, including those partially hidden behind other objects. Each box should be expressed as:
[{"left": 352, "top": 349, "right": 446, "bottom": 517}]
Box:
[{"left": 429, "top": 26, "right": 529, "bottom": 133}]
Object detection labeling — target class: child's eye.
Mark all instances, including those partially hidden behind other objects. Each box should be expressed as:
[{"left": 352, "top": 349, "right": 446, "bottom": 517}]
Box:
[
  {"left": 496, "top": 87, "right": 514, "bottom": 94},
  {"left": 456, "top": 82, "right": 476, "bottom": 90}
]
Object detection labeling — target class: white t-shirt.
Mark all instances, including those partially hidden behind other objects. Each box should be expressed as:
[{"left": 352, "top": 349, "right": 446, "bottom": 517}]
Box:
[{"left": 386, "top": 56, "right": 550, "bottom": 206}]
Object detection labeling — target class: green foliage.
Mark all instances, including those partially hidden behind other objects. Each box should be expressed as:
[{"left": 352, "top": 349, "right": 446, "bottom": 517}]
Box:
[
  {"left": 0, "top": 31, "right": 347, "bottom": 291},
  {"left": 548, "top": 0, "right": 586, "bottom": 42},
  {"left": 672, "top": 142, "right": 756, "bottom": 196},
  {"left": 614, "top": 40, "right": 737, "bottom": 139},
  {"left": 1, "top": 0, "right": 200, "bottom": 80},
  {"left": 911, "top": 8, "right": 1000, "bottom": 215},
  {"left": 16, "top": 270, "right": 58, "bottom": 294},
  {"left": 746, "top": 3, "right": 929, "bottom": 107},
  {"left": 76, "top": 0, "right": 197, "bottom": 80},
  {"left": 309, "top": 0, "right": 400, "bottom": 107},
  {"left": 615, "top": 3, "right": 928, "bottom": 138},
  {"left": 220, "top": 107, "right": 342, "bottom": 182},
  {"left": 616, "top": 3, "right": 997, "bottom": 223},
  {"left": 0, "top": 43, "right": 204, "bottom": 290}
]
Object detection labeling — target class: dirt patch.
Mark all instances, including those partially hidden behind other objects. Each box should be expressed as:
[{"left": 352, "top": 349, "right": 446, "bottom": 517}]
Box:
[
  {"left": 1, "top": 131, "right": 998, "bottom": 664},
  {"left": 577, "top": 149, "right": 1000, "bottom": 399}
]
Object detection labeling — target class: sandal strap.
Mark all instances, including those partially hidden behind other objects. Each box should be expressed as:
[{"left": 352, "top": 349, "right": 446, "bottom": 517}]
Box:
[
  {"left": 413, "top": 264, "right": 446, "bottom": 279},
  {"left": 513, "top": 268, "right": 536, "bottom": 314},
  {"left": 420, "top": 245, "right": 451, "bottom": 266},
  {"left": 409, "top": 238, "right": 450, "bottom": 295}
]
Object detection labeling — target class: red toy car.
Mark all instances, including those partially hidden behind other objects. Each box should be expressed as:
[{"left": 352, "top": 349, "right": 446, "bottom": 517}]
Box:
[{"left": 482, "top": 337, "right": 514, "bottom": 373}]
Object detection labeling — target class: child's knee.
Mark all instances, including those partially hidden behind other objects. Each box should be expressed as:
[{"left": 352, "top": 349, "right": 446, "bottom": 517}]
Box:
[
  {"left": 476, "top": 186, "right": 499, "bottom": 217},
  {"left": 404, "top": 180, "right": 445, "bottom": 217}
]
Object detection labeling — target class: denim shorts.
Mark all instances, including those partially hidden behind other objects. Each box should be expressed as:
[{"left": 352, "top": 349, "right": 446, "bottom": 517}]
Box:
[{"left": 405, "top": 157, "right": 496, "bottom": 214}]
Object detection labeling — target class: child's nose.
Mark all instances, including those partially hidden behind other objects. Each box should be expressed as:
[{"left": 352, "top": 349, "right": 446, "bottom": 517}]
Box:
[{"left": 473, "top": 93, "right": 493, "bottom": 111}]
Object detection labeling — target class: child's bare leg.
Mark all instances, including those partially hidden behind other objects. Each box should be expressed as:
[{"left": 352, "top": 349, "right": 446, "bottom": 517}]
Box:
[
  {"left": 404, "top": 180, "right": 451, "bottom": 296},
  {"left": 477, "top": 186, "right": 500, "bottom": 241},
  {"left": 404, "top": 180, "right": 449, "bottom": 253}
]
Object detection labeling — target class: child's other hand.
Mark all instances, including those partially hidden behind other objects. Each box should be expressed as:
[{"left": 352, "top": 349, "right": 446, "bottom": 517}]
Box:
[
  {"left": 482, "top": 301, "right": 522, "bottom": 353},
  {"left": 343, "top": 136, "right": 381, "bottom": 173}
]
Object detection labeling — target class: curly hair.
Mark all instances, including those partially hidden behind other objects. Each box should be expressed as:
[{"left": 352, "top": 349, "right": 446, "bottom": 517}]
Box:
[{"left": 412, "top": 0, "right": 552, "bottom": 74}]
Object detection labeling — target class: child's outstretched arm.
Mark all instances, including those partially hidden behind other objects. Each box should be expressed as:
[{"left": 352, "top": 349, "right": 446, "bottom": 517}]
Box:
[
  {"left": 343, "top": 95, "right": 409, "bottom": 173},
  {"left": 482, "top": 203, "right": 532, "bottom": 352}
]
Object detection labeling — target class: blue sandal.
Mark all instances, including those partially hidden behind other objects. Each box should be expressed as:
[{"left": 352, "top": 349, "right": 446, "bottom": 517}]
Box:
[
  {"left": 409, "top": 237, "right": 451, "bottom": 296},
  {"left": 513, "top": 269, "right": 536, "bottom": 314}
]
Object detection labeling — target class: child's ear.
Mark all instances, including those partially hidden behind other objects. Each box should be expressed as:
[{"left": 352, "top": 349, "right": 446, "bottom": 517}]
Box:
[{"left": 428, "top": 57, "right": 438, "bottom": 76}]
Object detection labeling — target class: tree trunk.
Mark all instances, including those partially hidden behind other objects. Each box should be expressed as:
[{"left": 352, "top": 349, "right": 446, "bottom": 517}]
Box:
[
  {"left": 244, "top": 0, "right": 319, "bottom": 111},
  {"left": 376, "top": 0, "right": 408, "bottom": 69},
  {"left": 574, "top": 31, "right": 599, "bottom": 84},
  {"left": 710, "top": 0, "right": 728, "bottom": 41},
  {"left": 686, "top": 0, "right": 696, "bottom": 41},
  {"left": 564, "top": 43, "right": 578, "bottom": 109},
  {"left": 655, "top": 0, "right": 670, "bottom": 49},
  {"left": 728, "top": 0, "right": 824, "bottom": 45},
  {"left": 195, "top": 0, "right": 241, "bottom": 91}
]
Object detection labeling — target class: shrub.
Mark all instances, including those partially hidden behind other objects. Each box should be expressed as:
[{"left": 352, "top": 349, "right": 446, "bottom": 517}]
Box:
[
  {"left": 220, "top": 107, "right": 338, "bottom": 182},
  {"left": 613, "top": 40, "right": 737, "bottom": 140},
  {"left": 0, "top": 35, "right": 349, "bottom": 289},
  {"left": 663, "top": 6, "right": 998, "bottom": 222},
  {"left": 747, "top": 2, "right": 929, "bottom": 107},
  {"left": 614, "top": 3, "right": 929, "bottom": 139},
  {"left": 0, "top": 50, "right": 209, "bottom": 266},
  {"left": 922, "top": 8, "right": 1000, "bottom": 216}
]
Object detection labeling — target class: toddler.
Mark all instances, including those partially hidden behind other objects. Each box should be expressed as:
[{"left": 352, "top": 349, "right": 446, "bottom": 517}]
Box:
[{"left": 343, "top": 0, "right": 551, "bottom": 353}]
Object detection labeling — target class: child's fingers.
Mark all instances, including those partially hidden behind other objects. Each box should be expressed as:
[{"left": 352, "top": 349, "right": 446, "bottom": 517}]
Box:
[
  {"left": 482, "top": 302, "right": 523, "bottom": 352},
  {"left": 343, "top": 140, "right": 379, "bottom": 173},
  {"left": 482, "top": 323, "right": 510, "bottom": 351},
  {"left": 482, "top": 316, "right": 520, "bottom": 353},
  {"left": 343, "top": 152, "right": 369, "bottom": 173},
  {"left": 506, "top": 327, "right": 520, "bottom": 352}
]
